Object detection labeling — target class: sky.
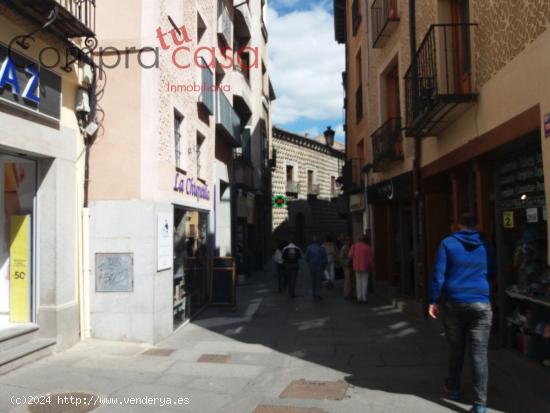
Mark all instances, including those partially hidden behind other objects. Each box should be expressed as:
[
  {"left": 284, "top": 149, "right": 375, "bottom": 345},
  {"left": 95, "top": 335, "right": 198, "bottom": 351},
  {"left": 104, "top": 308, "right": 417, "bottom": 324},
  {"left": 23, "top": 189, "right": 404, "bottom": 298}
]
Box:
[{"left": 268, "top": 0, "right": 345, "bottom": 142}]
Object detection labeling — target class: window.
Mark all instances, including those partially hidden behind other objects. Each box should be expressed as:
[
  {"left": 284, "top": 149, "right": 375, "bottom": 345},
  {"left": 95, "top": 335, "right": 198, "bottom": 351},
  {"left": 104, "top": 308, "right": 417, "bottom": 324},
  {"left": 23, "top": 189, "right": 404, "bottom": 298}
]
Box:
[
  {"left": 196, "top": 132, "right": 205, "bottom": 178},
  {"left": 355, "top": 50, "right": 363, "bottom": 123},
  {"left": 331, "top": 176, "right": 337, "bottom": 197},
  {"left": 352, "top": 0, "right": 361, "bottom": 35},
  {"left": 307, "top": 170, "right": 314, "bottom": 193},
  {"left": 286, "top": 165, "right": 294, "bottom": 183},
  {"left": 174, "top": 111, "right": 183, "bottom": 168},
  {"left": 384, "top": 62, "right": 400, "bottom": 120}
]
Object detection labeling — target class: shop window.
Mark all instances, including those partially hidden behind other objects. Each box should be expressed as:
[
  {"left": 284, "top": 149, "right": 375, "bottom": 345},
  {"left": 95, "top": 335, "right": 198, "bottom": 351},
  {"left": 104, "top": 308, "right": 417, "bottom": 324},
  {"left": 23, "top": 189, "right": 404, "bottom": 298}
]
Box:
[{"left": 0, "top": 155, "right": 36, "bottom": 327}]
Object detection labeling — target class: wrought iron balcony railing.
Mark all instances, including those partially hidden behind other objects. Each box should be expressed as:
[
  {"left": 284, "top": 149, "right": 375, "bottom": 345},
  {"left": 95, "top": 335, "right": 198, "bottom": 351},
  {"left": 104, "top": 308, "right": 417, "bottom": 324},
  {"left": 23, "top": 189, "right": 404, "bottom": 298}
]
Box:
[
  {"left": 286, "top": 181, "right": 300, "bottom": 195},
  {"left": 371, "top": 0, "right": 399, "bottom": 48},
  {"left": 8, "top": 0, "right": 96, "bottom": 38},
  {"left": 405, "top": 23, "right": 478, "bottom": 137},
  {"left": 307, "top": 184, "right": 321, "bottom": 196},
  {"left": 371, "top": 118, "right": 404, "bottom": 171},
  {"left": 216, "top": 92, "right": 241, "bottom": 147}
]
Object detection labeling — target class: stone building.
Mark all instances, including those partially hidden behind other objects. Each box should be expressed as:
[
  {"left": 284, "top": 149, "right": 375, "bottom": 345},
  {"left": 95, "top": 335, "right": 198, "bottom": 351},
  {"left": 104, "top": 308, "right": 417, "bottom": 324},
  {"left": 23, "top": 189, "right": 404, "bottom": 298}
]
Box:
[
  {"left": 88, "top": 0, "right": 273, "bottom": 343},
  {"left": 272, "top": 127, "right": 346, "bottom": 248},
  {"left": 334, "top": 0, "right": 550, "bottom": 373}
]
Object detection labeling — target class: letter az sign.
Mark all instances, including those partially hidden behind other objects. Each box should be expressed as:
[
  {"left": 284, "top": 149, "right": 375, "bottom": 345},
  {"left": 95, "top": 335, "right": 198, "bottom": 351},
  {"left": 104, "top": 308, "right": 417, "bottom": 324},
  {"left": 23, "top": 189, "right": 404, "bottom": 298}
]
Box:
[{"left": 0, "top": 57, "right": 40, "bottom": 103}]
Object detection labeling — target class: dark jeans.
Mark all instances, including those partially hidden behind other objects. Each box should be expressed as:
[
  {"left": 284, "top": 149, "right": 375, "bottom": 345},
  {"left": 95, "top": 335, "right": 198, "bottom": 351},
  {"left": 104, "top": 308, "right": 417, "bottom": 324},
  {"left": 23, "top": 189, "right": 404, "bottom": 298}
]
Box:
[
  {"left": 443, "top": 302, "right": 492, "bottom": 406},
  {"left": 276, "top": 263, "right": 287, "bottom": 292},
  {"left": 286, "top": 264, "right": 299, "bottom": 297},
  {"left": 310, "top": 268, "right": 323, "bottom": 297}
]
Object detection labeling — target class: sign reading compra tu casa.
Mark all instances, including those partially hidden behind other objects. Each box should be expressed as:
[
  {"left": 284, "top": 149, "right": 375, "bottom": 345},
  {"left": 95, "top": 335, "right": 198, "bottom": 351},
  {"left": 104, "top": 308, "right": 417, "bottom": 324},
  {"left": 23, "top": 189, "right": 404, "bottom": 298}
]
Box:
[{"left": 0, "top": 44, "right": 61, "bottom": 119}]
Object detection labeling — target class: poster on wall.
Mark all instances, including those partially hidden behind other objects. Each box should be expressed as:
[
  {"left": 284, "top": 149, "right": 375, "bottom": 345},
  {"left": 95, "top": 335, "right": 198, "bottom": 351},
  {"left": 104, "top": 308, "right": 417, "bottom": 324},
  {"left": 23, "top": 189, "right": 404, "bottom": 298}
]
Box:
[
  {"left": 9, "top": 215, "right": 31, "bottom": 323},
  {"left": 157, "top": 212, "right": 173, "bottom": 271},
  {"left": 526, "top": 208, "right": 539, "bottom": 223}
]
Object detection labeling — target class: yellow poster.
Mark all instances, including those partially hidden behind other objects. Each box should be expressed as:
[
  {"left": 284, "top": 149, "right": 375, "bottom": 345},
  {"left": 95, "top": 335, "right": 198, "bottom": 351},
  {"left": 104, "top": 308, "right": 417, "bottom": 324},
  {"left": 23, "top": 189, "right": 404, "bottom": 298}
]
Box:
[
  {"left": 503, "top": 211, "right": 514, "bottom": 229},
  {"left": 9, "top": 215, "right": 31, "bottom": 323}
]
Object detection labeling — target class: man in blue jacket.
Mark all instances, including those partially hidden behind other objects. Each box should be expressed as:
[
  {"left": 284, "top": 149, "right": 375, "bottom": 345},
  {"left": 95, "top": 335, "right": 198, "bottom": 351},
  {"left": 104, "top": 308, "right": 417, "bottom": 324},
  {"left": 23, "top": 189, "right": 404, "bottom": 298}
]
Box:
[
  {"left": 429, "top": 213, "right": 494, "bottom": 413},
  {"left": 305, "top": 236, "right": 328, "bottom": 299}
]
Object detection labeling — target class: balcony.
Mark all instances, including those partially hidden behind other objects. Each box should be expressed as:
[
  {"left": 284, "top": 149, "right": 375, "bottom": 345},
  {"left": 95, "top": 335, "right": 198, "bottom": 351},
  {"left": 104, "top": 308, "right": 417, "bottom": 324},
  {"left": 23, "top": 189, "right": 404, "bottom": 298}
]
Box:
[
  {"left": 8, "top": 0, "right": 96, "bottom": 38},
  {"left": 234, "top": 0, "right": 252, "bottom": 38},
  {"left": 198, "top": 57, "right": 214, "bottom": 114},
  {"left": 371, "top": 0, "right": 399, "bottom": 48},
  {"left": 307, "top": 184, "right": 321, "bottom": 197},
  {"left": 341, "top": 158, "right": 365, "bottom": 193},
  {"left": 405, "top": 23, "right": 478, "bottom": 138},
  {"left": 286, "top": 181, "right": 300, "bottom": 196},
  {"left": 355, "top": 85, "right": 363, "bottom": 123},
  {"left": 218, "top": 1, "right": 233, "bottom": 46},
  {"left": 232, "top": 66, "right": 252, "bottom": 121},
  {"left": 216, "top": 92, "right": 241, "bottom": 147},
  {"left": 371, "top": 118, "right": 404, "bottom": 172}
]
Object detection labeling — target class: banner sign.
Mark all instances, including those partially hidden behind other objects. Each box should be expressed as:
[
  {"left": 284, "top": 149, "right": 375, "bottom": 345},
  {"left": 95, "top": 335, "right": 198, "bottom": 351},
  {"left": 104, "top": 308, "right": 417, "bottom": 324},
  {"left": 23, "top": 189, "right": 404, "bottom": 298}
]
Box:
[{"left": 9, "top": 215, "right": 31, "bottom": 323}]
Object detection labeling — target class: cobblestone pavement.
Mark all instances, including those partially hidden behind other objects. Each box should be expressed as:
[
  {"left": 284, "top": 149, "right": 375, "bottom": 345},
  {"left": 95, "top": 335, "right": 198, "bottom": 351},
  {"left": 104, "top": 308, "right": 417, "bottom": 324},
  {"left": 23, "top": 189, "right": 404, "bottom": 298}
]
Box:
[{"left": 1, "top": 265, "right": 549, "bottom": 413}]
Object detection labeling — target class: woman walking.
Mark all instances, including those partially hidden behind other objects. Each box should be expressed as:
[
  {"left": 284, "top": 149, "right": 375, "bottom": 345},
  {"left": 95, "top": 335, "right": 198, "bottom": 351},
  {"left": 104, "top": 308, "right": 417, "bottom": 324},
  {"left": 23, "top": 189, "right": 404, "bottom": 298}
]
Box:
[
  {"left": 348, "top": 235, "right": 374, "bottom": 303},
  {"left": 322, "top": 235, "right": 338, "bottom": 288}
]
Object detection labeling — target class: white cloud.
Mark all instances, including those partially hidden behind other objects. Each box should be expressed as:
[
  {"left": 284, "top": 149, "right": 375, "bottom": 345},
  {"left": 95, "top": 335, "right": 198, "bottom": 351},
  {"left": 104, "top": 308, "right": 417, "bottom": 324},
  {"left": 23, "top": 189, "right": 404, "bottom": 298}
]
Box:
[{"left": 268, "top": 6, "right": 345, "bottom": 125}]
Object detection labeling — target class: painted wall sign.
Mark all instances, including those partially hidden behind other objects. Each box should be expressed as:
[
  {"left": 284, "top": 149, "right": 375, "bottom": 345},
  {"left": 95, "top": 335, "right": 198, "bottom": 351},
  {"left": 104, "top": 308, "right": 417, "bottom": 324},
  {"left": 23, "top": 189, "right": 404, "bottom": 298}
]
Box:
[
  {"left": 544, "top": 113, "right": 550, "bottom": 138},
  {"left": 173, "top": 172, "right": 210, "bottom": 201},
  {"left": 157, "top": 212, "right": 173, "bottom": 271},
  {"left": 0, "top": 44, "right": 61, "bottom": 119},
  {"left": 526, "top": 207, "right": 539, "bottom": 223},
  {"left": 9, "top": 215, "right": 31, "bottom": 323}
]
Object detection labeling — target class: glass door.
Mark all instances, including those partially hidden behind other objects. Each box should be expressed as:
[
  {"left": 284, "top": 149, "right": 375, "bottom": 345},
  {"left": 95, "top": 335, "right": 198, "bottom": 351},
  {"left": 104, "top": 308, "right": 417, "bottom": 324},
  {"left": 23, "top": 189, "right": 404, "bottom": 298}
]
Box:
[{"left": 0, "top": 154, "right": 36, "bottom": 328}]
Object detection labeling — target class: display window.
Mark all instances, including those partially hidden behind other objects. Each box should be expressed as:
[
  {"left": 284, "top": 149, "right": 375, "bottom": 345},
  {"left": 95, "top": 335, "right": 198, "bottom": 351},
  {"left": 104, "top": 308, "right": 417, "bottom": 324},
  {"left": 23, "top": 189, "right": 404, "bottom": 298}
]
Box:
[
  {"left": 0, "top": 154, "right": 36, "bottom": 328},
  {"left": 173, "top": 207, "right": 210, "bottom": 329}
]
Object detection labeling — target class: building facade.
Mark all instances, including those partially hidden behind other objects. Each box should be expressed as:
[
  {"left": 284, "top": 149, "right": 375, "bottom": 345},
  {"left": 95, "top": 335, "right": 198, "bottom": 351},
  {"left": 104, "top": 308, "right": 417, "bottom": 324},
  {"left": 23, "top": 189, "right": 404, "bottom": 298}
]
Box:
[
  {"left": 335, "top": 0, "right": 550, "bottom": 367},
  {"left": 272, "top": 127, "right": 346, "bottom": 248},
  {"left": 0, "top": 0, "right": 96, "bottom": 370},
  {"left": 88, "top": 0, "right": 272, "bottom": 343}
]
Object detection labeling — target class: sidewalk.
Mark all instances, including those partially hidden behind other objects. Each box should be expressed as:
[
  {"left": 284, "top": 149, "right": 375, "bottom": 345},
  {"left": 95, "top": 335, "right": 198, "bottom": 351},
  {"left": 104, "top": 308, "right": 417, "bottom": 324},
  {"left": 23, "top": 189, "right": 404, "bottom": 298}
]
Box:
[{"left": 1, "top": 265, "right": 548, "bottom": 413}]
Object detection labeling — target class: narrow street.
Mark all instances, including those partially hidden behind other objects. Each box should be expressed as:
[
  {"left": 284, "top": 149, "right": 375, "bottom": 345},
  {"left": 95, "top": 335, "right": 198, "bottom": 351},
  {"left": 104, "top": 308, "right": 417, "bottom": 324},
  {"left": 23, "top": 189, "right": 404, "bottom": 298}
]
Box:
[{"left": 1, "top": 266, "right": 548, "bottom": 413}]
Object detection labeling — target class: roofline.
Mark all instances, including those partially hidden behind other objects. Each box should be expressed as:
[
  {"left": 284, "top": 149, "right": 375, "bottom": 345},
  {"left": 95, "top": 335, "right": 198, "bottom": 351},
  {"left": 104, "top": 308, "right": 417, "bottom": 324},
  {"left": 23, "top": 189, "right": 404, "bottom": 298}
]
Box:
[{"left": 272, "top": 126, "right": 346, "bottom": 159}]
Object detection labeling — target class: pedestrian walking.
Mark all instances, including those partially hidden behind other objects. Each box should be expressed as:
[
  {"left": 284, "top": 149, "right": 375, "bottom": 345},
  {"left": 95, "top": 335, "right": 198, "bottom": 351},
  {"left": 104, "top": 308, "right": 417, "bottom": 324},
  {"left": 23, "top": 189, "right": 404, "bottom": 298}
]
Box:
[
  {"left": 429, "top": 212, "right": 495, "bottom": 413},
  {"left": 305, "top": 236, "right": 328, "bottom": 299},
  {"left": 322, "top": 235, "right": 338, "bottom": 288},
  {"left": 348, "top": 235, "right": 373, "bottom": 303},
  {"left": 273, "top": 240, "right": 287, "bottom": 293},
  {"left": 282, "top": 241, "right": 303, "bottom": 298},
  {"left": 339, "top": 236, "right": 353, "bottom": 299}
]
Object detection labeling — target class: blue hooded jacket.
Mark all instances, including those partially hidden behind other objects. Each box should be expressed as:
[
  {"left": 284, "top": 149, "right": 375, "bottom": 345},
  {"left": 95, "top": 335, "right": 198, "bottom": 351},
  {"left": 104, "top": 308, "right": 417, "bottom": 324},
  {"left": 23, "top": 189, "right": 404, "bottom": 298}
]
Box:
[
  {"left": 305, "top": 241, "right": 328, "bottom": 273},
  {"left": 430, "top": 230, "right": 495, "bottom": 304}
]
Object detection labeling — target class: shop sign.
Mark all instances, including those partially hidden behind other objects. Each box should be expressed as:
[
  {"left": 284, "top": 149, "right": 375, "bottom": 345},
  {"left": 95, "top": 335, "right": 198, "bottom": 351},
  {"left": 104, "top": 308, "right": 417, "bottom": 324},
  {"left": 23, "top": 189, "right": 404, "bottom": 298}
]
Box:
[
  {"left": 174, "top": 172, "right": 210, "bottom": 201},
  {"left": 9, "top": 215, "right": 31, "bottom": 323},
  {"left": 367, "top": 172, "right": 412, "bottom": 204},
  {"left": 0, "top": 45, "right": 61, "bottom": 119},
  {"left": 349, "top": 193, "right": 365, "bottom": 212},
  {"left": 503, "top": 211, "right": 514, "bottom": 229},
  {"left": 544, "top": 113, "right": 550, "bottom": 138},
  {"left": 157, "top": 212, "right": 173, "bottom": 271},
  {"left": 526, "top": 208, "right": 539, "bottom": 223}
]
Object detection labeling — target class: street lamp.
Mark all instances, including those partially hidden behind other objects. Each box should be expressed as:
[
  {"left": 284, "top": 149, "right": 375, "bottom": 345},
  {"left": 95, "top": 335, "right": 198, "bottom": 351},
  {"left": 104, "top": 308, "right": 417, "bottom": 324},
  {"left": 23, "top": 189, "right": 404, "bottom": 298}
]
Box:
[{"left": 323, "top": 126, "right": 335, "bottom": 147}]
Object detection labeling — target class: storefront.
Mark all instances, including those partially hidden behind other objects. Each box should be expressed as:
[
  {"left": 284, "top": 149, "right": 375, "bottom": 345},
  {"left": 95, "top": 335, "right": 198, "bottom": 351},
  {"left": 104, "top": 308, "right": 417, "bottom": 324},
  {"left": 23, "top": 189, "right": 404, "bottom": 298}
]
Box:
[
  {"left": 367, "top": 172, "right": 415, "bottom": 296},
  {"left": 422, "top": 130, "right": 550, "bottom": 368},
  {"left": 0, "top": 154, "right": 36, "bottom": 327},
  {"left": 173, "top": 206, "right": 210, "bottom": 329}
]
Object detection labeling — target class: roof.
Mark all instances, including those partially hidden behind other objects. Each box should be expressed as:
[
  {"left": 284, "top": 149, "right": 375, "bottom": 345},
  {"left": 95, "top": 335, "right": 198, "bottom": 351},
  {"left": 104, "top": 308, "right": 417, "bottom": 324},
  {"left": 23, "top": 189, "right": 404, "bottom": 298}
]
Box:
[
  {"left": 272, "top": 126, "right": 346, "bottom": 159},
  {"left": 311, "top": 135, "right": 345, "bottom": 151}
]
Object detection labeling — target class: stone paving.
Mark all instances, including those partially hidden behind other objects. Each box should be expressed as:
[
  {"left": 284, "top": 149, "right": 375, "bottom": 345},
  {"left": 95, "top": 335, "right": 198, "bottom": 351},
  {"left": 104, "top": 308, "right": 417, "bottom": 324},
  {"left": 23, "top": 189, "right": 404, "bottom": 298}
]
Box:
[{"left": 1, "top": 265, "right": 549, "bottom": 413}]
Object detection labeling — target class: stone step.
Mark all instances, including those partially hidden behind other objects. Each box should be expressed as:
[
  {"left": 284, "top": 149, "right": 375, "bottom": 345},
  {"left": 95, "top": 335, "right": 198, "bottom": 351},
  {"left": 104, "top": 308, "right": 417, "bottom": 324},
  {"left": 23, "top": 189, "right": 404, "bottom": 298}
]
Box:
[
  {"left": 0, "top": 324, "right": 40, "bottom": 352},
  {"left": 0, "top": 338, "right": 56, "bottom": 375}
]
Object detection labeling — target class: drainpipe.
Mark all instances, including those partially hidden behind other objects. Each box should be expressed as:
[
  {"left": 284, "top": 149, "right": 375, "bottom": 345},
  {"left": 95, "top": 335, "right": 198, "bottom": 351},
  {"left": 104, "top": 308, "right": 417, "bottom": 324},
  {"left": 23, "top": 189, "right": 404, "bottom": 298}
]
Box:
[{"left": 409, "top": 0, "right": 426, "bottom": 312}]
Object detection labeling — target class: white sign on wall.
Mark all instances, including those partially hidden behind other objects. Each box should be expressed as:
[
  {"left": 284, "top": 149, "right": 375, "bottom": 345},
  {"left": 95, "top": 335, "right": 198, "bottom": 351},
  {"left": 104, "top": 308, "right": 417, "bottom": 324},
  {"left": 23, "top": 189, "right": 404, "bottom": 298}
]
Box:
[{"left": 157, "top": 212, "right": 173, "bottom": 271}]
